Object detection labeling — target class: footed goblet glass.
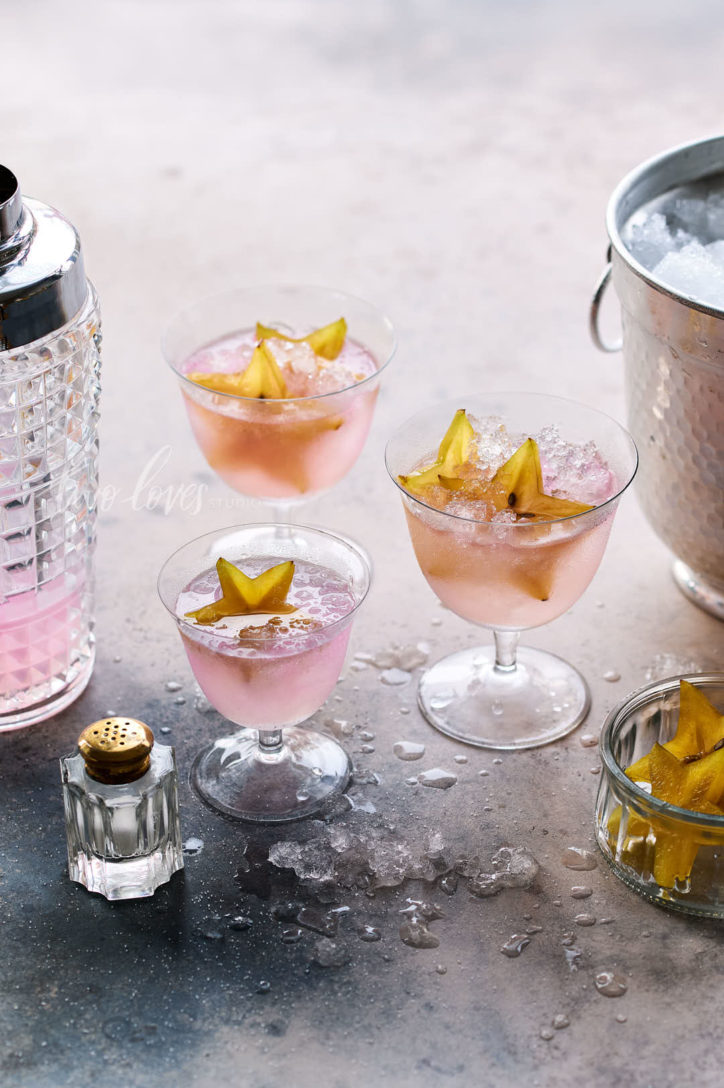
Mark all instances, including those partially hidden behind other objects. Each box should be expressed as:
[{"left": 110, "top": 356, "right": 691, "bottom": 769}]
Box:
[
  {"left": 386, "top": 393, "right": 638, "bottom": 750},
  {"left": 162, "top": 284, "right": 395, "bottom": 517},
  {"left": 158, "top": 523, "right": 371, "bottom": 821}
]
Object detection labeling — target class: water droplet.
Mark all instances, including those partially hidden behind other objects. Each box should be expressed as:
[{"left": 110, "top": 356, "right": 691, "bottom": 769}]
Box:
[
  {"left": 380, "top": 668, "right": 411, "bottom": 686},
  {"left": 493, "top": 758, "right": 503, "bottom": 765},
  {"left": 438, "top": 873, "right": 458, "bottom": 896},
  {"left": 603, "top": 670, "right": 621, "bottom": 683},
  {"left": 160, "top": 726, "right": 172, "bottom": 735},
  {"left": 589, "top": 766, "right": 601, "bottom": 775},
  {"left": 194, "top": 692, "right": 213, "bottom": 714},
  {"left": 435, "top": 964, "right": 447, "bottom": 974},
  {"left": 564, "top": 947, "right": 582, "bottom": 971},
  {"left": 229, "top": 915, "right": 253, "bottom": 931},
  {"left": 526, "top": 924, "right": 543, "bottom": 935},
  {"left": 570, "top": 886, "right": 593, "bottom": 899},
  {"left": 478, "top": 769, "right": 489, "bottom": 777},
  {"left": 165, "top": 681, "right": 182, "bottom": 692},
  {"left": 552, "top": 1014, "right": 570, "bottom": 1030},
  {"left": 399, "top": 706, "right": 411, "bottom": 715},
  {"left": 616, "top": 1013, "right": 627, "bottom": 1023},
  {"left": 399, "top": 921, "right": 440, "bottom": 949},
  {"left": 360, "top": 730, "right": 376, "bottom": 742},
  {"left": 312, "top": 938, "right": 347, "bottom": 967},
  {"left": 297, "top": 906, "right": 337, "bottom": 938},
  {"left": 501, "top": 934, "right": 531, "bottom": 958},
  {"left": 594, "top": 969, "right": 627, "bottom": 998},
  {"left": 561, "top": 846, "right": 598, "bottom": 871},
  {"left": 431, "top": 617, "right": 443, "bottom": 627},
  {"left": 256, "top": 980, "right": 271, "bottom": 994},
  {"left": 453, "top": 755, "right": 468, "bottom": 764},
  {"left": 491, "top": 700, "right": 504, "bottom": 717},
  {"left": 183, "top": 837, "right": 204, "bottom": 856},
  {"left": 579, "top": 733, "right": 598, "bottom": 748},
  {"left": 112, "top": 655, "right": 122, "bottom": 664},
  {"left": 405, "top": 776, "right": 419, "bottom": 786},
  {"left": 174, "top": 696, "right": 186, "bottom": 705},
  {"left": 575, "top": 913, "right": 596, "bottom": 927},
  {"left": 540, "top": 1027, "right": 554, "bottom": 1041},
  {"left": 280, "top": 927, "right": 303, "bottom": 944},
  {"left": 429, "top": 690, "right": 453, "bottom": 709},
  {"left": 418, "top": 768, "right": 457, "bottom": 789},
  {"left": 357, "top": 924, "right": 381, "bottom": 943},
  {"left": 393, "top": 741, "right": 426, "bottom": 761},
  {"left": 359, "top": 744, "right": 376, "bottom": 754}
]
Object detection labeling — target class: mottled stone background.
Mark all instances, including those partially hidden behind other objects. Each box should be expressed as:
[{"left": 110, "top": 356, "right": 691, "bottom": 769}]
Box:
[{"left": 1, "top": 2, "right": 723, "bottom": 1086}]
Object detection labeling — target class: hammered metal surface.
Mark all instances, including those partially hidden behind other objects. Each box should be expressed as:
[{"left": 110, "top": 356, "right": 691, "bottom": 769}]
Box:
[{"left": 616, "top": 260, "right": 724, "bottom": 586}]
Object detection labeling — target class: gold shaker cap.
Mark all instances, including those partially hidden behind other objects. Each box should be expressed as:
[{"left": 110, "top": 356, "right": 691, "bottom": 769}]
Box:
[{"left": 78, "top": 717, "right": 154, "bottom": 784}]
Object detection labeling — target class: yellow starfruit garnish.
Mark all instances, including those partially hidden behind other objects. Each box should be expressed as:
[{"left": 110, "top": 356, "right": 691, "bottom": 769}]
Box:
[
  {"left": 488, "top": 438, "right": 594, "bottom": 520},
  {"left": 399, "top": 409, "right": 475, "bottom": 493},
  {"left": 608, "top": 682, "right": 724, "bottom": 889},
  {"left": 255, "top": 317, "right": 348, "bottom": 360},
  {"left": 187, "top": 341, "right": 288, "bottom": 399},
  {"left": 185, "top": 558, "right": 297, "bottom": 625},
  {"left": 626, "top": 680, "right": 724, "bottom": 784}
]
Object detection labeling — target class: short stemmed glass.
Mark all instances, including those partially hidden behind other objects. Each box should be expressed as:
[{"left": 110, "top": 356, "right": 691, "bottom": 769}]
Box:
[
  {"left": 158, "top": 524, "right": 371, "bottom": 822},
  {"left": 162, "top": 284, "right": 396, "bottom": 520},
  {"left": 386, "top": 393, "right": 638, "bottom": 750}
]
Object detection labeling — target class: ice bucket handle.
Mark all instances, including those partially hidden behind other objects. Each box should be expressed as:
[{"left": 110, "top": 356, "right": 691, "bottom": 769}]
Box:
[{"left": 589, "top": 253, "right": 623, "bottom": 353}]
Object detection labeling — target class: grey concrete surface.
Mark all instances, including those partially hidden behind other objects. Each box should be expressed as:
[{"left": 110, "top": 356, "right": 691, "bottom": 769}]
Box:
[{"left": 1, "top": 1, "right": 724, "bottom": 1086}]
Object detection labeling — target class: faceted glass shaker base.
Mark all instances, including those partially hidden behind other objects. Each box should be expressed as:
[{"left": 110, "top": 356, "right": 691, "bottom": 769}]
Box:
[
  {"left": 417, "top": 646, "right": 591, "bottom": 750},
  {"left": 0, "top": 647, "right": 95, "bottom": 733},
  {"left": 191, "top": 725, "right": 352, "bottom": 822},
  {"left": 68, "top": 843, "right": 184, "bottom": 901},
  {"left": 672, "top": 560, "right": 724, "bottom": 621}
]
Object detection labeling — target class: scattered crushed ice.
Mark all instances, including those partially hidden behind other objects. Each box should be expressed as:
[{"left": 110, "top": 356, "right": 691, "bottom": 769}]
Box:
[
  {"left": 380, "top": 668, "right": 412, "bottom": 687},
  {"left": 579, "top": 734, "right": 598, "bottom": 748},
  {"left": 183, "top": 837, "right": 204, "bottom": 856},
  {"left": 312, "top": 938, "right": 347, "bottom": 968},
  {"left": 466, "top": 846, "right": 539, "bottom": 898}
]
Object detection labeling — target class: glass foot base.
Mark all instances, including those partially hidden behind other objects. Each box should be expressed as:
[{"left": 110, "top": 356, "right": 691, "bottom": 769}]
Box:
[
  {"left": 672, "top": 560, "right": 724, "bottom": 621},
  {"left": 191, "top": 725, "right": 352, "bottom": 822},
  {"left": 418, "top": 646, "right": 591, "bottom": 750}
]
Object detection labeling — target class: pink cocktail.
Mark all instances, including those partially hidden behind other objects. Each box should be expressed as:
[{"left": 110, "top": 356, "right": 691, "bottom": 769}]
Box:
[
  {"left": 162, "top": 286, "right": 395, "bottom": 503},
  {"left": 386, "top": 393, "right": 638, "bottom": 750},
  {"left": 0, "top": 572, "right": 91, "bottom": 730},
  {"left": 158, "top": 524, "right": 371, "bottom": 822}
]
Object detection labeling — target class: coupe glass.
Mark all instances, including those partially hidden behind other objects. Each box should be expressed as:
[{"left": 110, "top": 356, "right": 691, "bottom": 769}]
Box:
[
  {"left": 386, "top": 393, "right": 638, "bottom": 750},
  {"left": 162, "top": 285, "right": 396, "bottom": 518},
  {"left": 158, "top": 523, "right": 371, "bottom": 822}
]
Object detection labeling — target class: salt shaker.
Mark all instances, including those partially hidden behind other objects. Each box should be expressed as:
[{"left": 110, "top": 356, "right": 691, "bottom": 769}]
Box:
[
  {"left": 0, "top": 165, "right": 101, "bottom": 730},
  {"left": 60, "top": 717, "right": 184, "bottom": 900}
]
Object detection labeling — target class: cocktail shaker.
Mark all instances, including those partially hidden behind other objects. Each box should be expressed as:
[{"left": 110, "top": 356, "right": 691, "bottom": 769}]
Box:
[{"left": 0, "top": 166, "right": 101, "bottom": 729}]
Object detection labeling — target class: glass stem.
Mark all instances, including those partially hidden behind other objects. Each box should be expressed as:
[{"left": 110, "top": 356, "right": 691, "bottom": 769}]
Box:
[
  {"left": 258, "top": 728, "right": 284, "bottom": 753},
  {"left": 493, "top": 629, "right": 520, "bottom": 674}
]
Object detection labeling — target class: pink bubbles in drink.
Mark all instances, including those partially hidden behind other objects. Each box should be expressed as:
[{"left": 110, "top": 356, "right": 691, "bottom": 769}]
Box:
[{"left": 176, "top": 557, "right": 357, "bottom": 728}]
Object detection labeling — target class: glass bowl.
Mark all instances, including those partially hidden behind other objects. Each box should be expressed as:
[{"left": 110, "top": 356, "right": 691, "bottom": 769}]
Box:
[{"left": 595, "top": 673, "right": 724, "bottom": 917}]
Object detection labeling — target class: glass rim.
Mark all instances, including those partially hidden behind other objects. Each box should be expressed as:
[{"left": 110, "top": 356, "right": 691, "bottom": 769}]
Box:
[
  {"left": 161, "top": 282, "right": 397, "bottom": 405},
  {"left": 599, "top": 672, "right": 724, "bottom": 829},
  {"left": 157, "top": 521, "right": 373, "bottom": 636},
  {"left": 384, "top": 391, "right": 639, "bottom": 528}
]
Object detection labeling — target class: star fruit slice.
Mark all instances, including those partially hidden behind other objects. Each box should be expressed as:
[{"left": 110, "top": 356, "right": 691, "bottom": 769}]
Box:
[
  {"left": 398, "top": 409, "right": 475, "bottom": 492},
  {"left": 185, "top": 558, "right": 298, "bottom": 625},
  {"left": 626, "top": 680, "right": 724, "bottom": 785},
  {"left": 187, "top": 341, "right": 288, "bottom": 399},
  {"left": 255, "top": 317, "right": 348, "bottom": 360},
  {"left": 487, "top": 438, "right": 594, "bottom": 520},
  {"left": 646, "top": 743, "right": 724, "bottom": 887}
]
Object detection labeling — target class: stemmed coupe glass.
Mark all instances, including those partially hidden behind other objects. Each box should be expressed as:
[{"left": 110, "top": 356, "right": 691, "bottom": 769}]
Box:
[
  {"left": 158, "top": 523, "right": 371, "bottom": 822},
  {"left": 386, "top": 393, "right": 638, "bottom": 750},
  {"left": 162, "top": 284, "right": 396, "bottom": 520}
]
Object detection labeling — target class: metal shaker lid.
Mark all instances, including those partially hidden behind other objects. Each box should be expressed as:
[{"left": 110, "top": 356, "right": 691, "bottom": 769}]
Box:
[
  {"left": 78, "top": 717, "right": 155, "bottom": 784},
  {"left": 0, "top": 165, "right": 88, "bottom": 351}
]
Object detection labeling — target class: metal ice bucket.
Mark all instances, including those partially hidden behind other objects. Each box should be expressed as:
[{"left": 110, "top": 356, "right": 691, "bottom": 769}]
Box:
[{"left": 590, "top": 135, "right": 724, "bottom": 619}]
